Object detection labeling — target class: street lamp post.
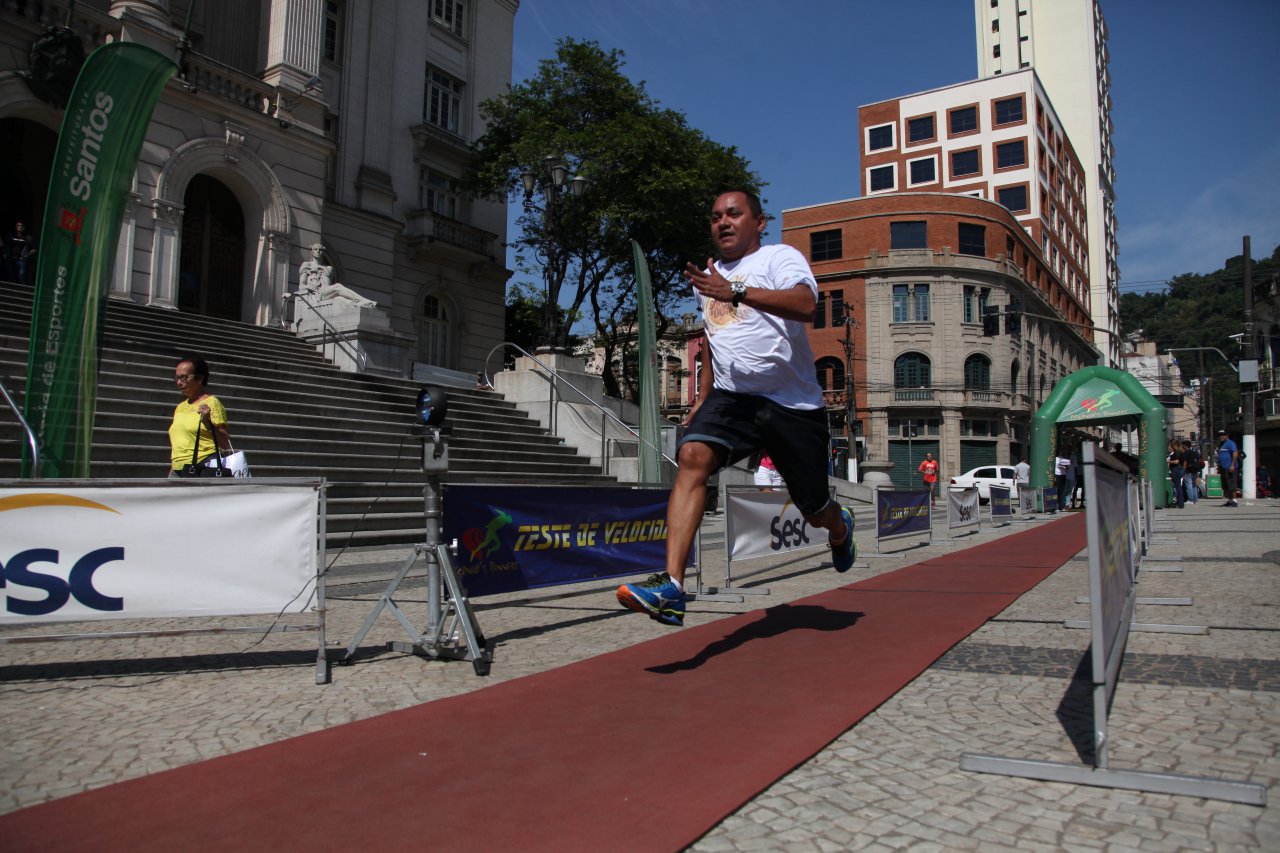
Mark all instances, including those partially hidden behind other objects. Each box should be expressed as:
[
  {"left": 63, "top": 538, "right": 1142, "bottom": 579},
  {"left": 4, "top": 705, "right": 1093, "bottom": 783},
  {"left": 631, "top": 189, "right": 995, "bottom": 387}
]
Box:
[
  {"left": 520, "top": 156, "right": 587, "bottom": 350},
  {"left": 841, "top": 315, "right": 859, "bottom": 480},
  {"left": 906, "top": 419, "right": 917, "bottom": 486},
  {"left": 1165, "top": 345, "right": 1238, "bottom": 441}
]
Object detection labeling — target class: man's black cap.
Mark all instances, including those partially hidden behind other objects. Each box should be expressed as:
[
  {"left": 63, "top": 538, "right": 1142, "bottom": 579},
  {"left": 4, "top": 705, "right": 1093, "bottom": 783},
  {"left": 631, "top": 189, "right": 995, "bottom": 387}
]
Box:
[{"left": 1217, "top": 429, "right": 1228, "bottom": 435}]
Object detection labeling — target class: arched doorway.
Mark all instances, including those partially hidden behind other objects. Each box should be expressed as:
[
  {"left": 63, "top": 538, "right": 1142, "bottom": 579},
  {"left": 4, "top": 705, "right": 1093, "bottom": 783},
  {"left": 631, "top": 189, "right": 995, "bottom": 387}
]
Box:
[
  {"left": 0, "top": 117, "right": 57, "bottom": 261},
  {"left": 179, "top": 174, "right": 245, "bottom": 319}
]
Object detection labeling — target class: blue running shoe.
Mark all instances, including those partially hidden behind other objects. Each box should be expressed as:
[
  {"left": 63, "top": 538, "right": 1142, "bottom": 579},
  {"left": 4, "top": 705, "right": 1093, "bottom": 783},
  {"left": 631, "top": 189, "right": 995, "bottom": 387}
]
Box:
[
  {"left": 617, "top": 572, "right": 686, "bottom": 626},
  {"left": 830, "top": 507, "right": 856, "bottom": 573}
]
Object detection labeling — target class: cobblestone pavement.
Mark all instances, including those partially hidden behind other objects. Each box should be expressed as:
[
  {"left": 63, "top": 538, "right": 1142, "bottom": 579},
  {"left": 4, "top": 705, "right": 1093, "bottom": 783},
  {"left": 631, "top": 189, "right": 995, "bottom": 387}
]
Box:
[{"left": 1, "top": 500, "right": 1277, "bottom": 851}]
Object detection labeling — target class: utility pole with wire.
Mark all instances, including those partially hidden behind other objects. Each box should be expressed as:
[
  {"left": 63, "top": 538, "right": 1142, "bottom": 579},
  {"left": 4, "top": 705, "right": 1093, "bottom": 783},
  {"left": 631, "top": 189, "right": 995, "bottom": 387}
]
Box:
[
  {"left": 841, "top": 315, "right": 860, "bottom": 481},
  {"left": 1241, "top": 236, "right": 1258, "bottom": 499}
]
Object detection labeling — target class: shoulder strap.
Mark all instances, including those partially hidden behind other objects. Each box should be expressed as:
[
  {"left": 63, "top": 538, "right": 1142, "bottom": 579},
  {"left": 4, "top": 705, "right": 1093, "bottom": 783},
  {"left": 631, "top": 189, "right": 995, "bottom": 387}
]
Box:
[{"left": 191, "top": 416, "right": 204, "bottom": 466}]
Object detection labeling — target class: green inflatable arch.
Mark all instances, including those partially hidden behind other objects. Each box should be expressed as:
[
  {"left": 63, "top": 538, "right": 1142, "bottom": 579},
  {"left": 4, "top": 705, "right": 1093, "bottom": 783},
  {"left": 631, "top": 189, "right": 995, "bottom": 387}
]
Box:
[{"left": 1029, "top": 365, "right": 1170, "bottom": 503}]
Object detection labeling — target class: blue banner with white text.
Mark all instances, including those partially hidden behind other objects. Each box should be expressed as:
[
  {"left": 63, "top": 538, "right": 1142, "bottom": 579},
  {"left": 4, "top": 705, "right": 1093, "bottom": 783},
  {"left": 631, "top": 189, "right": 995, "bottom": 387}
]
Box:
[
  {"left": 876, "top": 489, "right": 931, "bottom": 540},
  {"left": 443, "top": 485, "right": 687, "bottom": 597},
  {"left": 990, "top": 486, "right": 1012, "bottom": 517}
]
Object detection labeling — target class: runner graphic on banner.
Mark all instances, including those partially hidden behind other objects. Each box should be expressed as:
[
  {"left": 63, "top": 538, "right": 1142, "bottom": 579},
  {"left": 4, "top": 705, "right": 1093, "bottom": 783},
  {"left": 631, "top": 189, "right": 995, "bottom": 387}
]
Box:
[{"left": 23, "top": 43, "right": 176, "bottom": 477}]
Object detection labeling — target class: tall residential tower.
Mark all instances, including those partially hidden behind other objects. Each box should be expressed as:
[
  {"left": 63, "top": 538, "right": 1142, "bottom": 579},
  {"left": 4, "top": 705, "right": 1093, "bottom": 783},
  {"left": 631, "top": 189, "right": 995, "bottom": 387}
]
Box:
[{"left": 975, "top": 0, "right": 1119, "bottom": 366}]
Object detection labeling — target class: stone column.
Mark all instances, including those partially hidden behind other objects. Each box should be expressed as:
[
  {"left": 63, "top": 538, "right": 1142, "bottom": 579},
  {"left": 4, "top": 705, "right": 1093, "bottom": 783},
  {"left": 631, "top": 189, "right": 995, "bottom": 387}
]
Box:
[
  {"left": 340, "top": 4, "right": 394, "bottom": 216},
  {"left": 109, "top": 1, "right": 182, "bottom": 56},
  {"left": 261, "top": 0, "right": 324, "bottom": 92},
  {"left": 260, "top": 231, "right": 292, "bottom": 326},
  {"left": 110, "top": 193, "right": 142, "bottom": 300},
  {"left": 148, "top": 199, "right": 182, "bottom": 309}
]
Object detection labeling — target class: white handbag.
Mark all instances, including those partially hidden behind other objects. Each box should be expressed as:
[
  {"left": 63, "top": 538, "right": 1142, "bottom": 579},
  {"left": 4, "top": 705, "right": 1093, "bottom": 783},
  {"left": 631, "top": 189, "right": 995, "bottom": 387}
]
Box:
[{"left": 206, "top": 442, "right": 251, "bottom": 478}]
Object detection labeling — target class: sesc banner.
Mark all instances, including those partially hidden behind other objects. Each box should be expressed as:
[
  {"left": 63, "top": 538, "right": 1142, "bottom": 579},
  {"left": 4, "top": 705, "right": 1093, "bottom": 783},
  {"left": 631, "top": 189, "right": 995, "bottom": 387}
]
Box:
[
  {"left": 725, "top": 487, "right": 825, "bottom": 561},
  {"left": 444, "top": 485, "right": 687, "bottom": 597},
  {"left": 23, "top": 43, "right": 176, "bottom": 477},
  {"left": 947, "top": 486, "right": 980, "bottom": 531},
  {"left": 0, "top": 483, "right": 318, "bottom": 623}
]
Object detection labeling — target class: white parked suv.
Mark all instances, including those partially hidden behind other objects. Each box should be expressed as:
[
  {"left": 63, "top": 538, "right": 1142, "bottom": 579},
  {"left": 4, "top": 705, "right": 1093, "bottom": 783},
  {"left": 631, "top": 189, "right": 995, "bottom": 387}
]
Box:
[{"left": 949, "top": 465, "right": 1020, "bottom": 503}]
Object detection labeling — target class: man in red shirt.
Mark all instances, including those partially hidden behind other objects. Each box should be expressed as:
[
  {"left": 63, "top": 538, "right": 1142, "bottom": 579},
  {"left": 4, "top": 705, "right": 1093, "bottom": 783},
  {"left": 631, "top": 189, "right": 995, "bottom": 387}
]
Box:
[{"left": 918, "top": 452, "right": 939, "bottom": 506}]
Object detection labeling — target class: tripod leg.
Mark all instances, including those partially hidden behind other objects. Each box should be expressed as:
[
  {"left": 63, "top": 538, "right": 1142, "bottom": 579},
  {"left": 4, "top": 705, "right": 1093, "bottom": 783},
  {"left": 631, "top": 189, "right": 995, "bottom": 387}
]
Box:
[
  {"left": 435, "top": 543, "right": 490, "bottom": 675},
  {"left": 339, "top": 546, "right": 423, "bottom": 664}
]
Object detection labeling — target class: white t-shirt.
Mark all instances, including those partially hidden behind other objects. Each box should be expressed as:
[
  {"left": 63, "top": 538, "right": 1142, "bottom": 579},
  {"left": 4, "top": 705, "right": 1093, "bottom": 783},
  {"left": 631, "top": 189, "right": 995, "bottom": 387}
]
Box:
[{"left": 699, "top": 244, "right": 823, "bottom": 410}]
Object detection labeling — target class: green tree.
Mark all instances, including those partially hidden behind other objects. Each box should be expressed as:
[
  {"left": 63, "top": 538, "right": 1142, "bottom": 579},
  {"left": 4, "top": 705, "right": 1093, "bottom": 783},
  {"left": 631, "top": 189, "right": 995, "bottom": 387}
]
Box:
[
  {"left": 467, "top": 39, "right": 760, "bottom": 398},
  {"left": 1119, "top": 244, "right": 1279, "bottom": 433},
  {"left": 503, "top": 282, "right": 580, "bottom": 361}
]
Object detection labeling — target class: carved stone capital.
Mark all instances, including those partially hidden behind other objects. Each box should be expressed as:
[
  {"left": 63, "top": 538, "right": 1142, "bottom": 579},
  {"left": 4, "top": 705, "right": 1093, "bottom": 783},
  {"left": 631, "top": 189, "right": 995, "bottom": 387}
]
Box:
[
  {"left": 224, "top": 121, "right": 248, "bottom": 163},
  {"left": 151, "top": 198, "right": 183, "bottom": 226}
]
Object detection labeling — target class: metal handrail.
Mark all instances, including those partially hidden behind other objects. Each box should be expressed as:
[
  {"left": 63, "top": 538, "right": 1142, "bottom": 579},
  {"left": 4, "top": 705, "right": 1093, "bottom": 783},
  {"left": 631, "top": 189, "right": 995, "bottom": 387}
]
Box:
[
  {"left": 283, "top": 292, "right": 368, "bottom": 373},
  {"left": 482, "top": 342, "right": 677, "bottom": 468},
  {"left": 0, "top": 376, "right": 40, "bottom": 478}
]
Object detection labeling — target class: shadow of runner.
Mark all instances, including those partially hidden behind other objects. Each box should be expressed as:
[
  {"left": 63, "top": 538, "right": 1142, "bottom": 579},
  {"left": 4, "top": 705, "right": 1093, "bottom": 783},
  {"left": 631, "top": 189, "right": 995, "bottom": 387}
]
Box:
[{"left": 647, "top": 603, "right": 863, "bottom": 674}]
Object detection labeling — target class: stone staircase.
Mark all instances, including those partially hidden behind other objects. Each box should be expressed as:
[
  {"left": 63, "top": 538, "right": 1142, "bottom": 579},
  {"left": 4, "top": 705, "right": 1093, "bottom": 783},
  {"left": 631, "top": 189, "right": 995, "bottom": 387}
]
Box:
[{"left": 0, "top": 280, "right": 616, "bottom": 546}]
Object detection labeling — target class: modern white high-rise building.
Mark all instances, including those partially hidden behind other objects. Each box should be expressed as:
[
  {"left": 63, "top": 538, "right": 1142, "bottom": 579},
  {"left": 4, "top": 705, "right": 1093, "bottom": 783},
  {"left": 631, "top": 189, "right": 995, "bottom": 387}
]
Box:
[{"left": 975, "top": 0, "right": 1119, "bottom": 367}]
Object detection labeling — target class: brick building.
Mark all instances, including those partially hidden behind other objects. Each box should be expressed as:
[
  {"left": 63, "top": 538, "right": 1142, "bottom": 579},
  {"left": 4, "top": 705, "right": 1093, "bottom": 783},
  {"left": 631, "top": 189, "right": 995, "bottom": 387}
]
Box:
[{"left": 782, "top": 69, "right": 1098, "bottom": 487}]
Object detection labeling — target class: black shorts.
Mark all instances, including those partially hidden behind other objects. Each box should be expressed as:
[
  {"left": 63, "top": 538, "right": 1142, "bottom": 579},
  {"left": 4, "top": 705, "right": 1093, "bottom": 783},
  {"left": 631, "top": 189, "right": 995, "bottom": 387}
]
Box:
[{"left": 680, "top": 389, "right": 832, "bottom": 516}]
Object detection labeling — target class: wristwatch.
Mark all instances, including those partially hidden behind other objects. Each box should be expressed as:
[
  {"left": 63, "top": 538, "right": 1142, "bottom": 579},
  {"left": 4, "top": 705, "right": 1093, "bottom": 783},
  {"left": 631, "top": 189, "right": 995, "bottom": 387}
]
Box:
[{"left": 730, "top": 281, "right": 747, "bottom": 307}]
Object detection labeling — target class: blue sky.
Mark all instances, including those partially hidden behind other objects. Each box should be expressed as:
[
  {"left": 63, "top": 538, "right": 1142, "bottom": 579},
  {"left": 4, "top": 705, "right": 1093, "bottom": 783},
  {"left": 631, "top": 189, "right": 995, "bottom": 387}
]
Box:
[{"left": 509, "top": 0, "right": 1280, "bottom": 294}]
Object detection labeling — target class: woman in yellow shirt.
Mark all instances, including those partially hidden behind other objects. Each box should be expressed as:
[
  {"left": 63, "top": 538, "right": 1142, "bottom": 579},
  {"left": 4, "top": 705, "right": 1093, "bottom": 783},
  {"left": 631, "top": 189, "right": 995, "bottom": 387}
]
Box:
[{"left": 169, "top": 355, "right": 231, "bottom": 476}]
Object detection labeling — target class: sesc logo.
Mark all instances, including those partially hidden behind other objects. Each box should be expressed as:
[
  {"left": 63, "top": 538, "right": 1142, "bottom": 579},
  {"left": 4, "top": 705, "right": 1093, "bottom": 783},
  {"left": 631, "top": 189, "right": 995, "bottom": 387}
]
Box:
[
  {"left": 0, "top": 493, "right": 126, "bottom": 616},
  {"left": 769, "top": 514, "right": 810, "bottom": 551},
  {"left": 1, "top": 547, "right": 125, "bottom": 615}
]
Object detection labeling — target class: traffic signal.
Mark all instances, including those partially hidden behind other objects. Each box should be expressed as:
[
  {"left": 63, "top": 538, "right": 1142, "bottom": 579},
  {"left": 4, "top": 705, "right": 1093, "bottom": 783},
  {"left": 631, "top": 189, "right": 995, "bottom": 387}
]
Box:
[
  {"left": 1005, "top": 299, "right": 1021, "bottom": 336},
  {"left": 982, "top": 305, "right": 1000, "bottom": 336}
]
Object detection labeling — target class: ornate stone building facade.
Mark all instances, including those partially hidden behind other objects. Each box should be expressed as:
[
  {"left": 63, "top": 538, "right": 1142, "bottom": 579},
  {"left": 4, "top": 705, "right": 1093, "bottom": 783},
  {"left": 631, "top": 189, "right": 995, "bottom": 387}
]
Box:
[{"left": 1, "top": 0, "right": 516, "bottom": 377}]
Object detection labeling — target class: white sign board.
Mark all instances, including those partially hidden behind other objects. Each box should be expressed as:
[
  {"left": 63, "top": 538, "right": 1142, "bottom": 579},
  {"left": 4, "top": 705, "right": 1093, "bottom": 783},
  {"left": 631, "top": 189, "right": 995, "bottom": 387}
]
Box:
[
  {"left": 947, "top": 487, "right": 980, "bottom": 531},
  {"left": 725, "top": 488, "right": 822, "bottom": 562},
  {"left": 0, "top": 482, "right": 320, "bottom": 624}
]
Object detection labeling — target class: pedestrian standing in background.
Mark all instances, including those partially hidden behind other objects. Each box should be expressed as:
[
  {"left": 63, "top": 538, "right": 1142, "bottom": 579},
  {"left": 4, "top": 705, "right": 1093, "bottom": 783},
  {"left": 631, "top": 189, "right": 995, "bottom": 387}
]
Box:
[
  {"left": 1216, "top": 430, "right": 1239, "bottom": 508},
  {"left": 1054, "top": 452, "right": 1070, "bottom": 509},
  {"left": 754, "top": 452, "right": 783, "bottom": 491},
  {"left": 1064, "top": 448, "right": 1079, "bottom": 509},
  {"left": 1167, "top": 439, "right": 1186, "bottom": 508},
  {"left": 1014, "top": 457, "right": 1030, "bottom": 501},
  {"left": 1180, "top": 439, "right": 1201, "bottom": 505},
  {"left": 2, "top": 220, "right": 36, "bottom": 285},
  {"left": 168, "top": 354, "right": 231, "bottom": 477}
]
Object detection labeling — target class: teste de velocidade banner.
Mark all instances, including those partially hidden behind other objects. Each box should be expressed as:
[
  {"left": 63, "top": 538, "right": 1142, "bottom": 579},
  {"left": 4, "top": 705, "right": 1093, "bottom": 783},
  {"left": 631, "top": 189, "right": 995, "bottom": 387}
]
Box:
[
  {"left": 23, "top": 43, "right": 175, "bottom": 477},
  {"left": 444, "top": 484, "right": 687, "bottom": 597}
]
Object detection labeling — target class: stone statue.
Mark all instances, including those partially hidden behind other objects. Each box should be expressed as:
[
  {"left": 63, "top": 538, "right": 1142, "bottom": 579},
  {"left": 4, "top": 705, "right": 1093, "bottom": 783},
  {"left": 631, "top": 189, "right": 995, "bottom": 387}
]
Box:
[{"left": 295, "top": 243, "right": 377, "bottom": 307}]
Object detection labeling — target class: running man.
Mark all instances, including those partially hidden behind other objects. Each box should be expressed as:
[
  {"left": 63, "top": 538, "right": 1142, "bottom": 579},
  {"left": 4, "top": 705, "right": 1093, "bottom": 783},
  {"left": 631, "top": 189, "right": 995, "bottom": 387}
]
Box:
[
  {"left": 616, "top": 190, "right": 855, "bottom": 627},
  {"left": 918, "top": 452, "right": 939, "bottom": 506}
]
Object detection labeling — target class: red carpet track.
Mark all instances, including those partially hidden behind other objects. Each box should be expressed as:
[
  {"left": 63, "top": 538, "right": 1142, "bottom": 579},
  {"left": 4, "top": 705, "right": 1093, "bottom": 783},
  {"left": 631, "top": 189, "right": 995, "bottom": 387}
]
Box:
[{"left": 1, "top": 514, "right": 1085, "bottom": 852}]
